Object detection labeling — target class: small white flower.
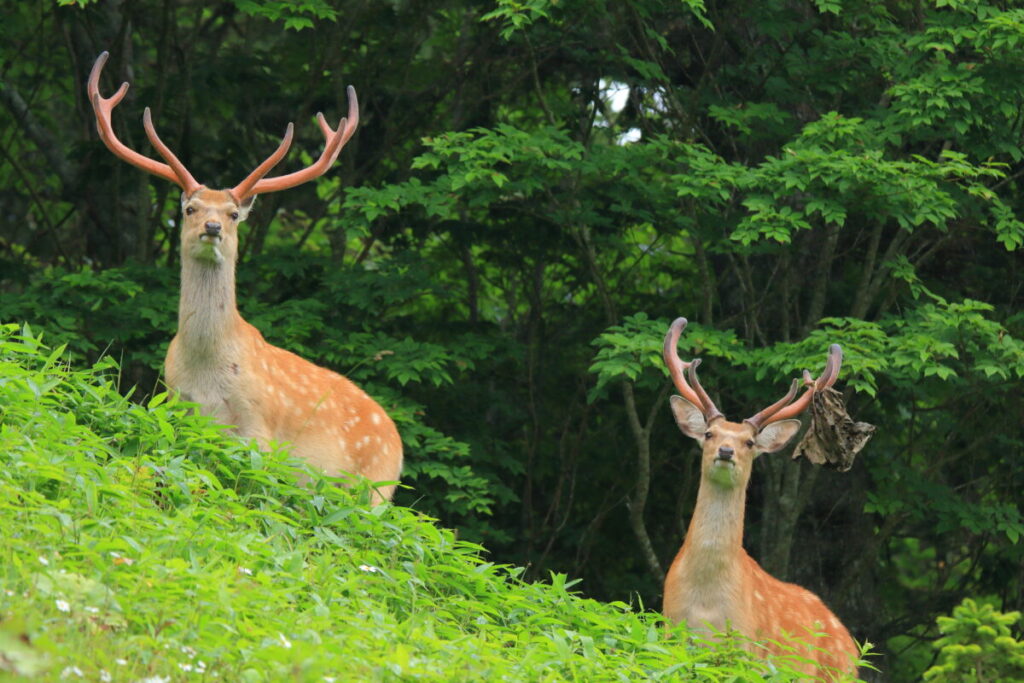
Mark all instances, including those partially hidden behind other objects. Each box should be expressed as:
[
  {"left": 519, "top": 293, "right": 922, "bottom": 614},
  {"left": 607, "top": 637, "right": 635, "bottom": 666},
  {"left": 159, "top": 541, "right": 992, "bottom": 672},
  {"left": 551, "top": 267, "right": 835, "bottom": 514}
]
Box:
[
  {"left": 55, "top": 599, "right": 71, "bottom": 613},
  {"left": 85, "top": 606, "right": 100, "bottom": 614},
  {"left": 324, "top": 677, "right": 337, "bottom": 682},
  {"left": 115, "top": 658, "right": 128, "bottom": 666},
  {"left": 358, "top": 564, "right": 379, "bottom": 573},
  {"left": 195, "top": 661, "right": 207, "bottom": 673},
  {"left": 238, "top": 566, "right": 253, "bottom": 576},
  {"left": 4, "top": 590, "right": 13, "bottom": 596},
  {"left": 38, "top": 556, "right": 50, "bottom": 566},
  {"left": 178, "top": 663, "right": 193, "bottom": 672},
  {"left": 100, "top": 671, "right": 112, "bottom": 682},
  {"left": 60, "top": 665, "right": 84, "bottom": 678},
  {"left": 277, "top": 632, "right": 292, "bottom": 649},
  {"left": 136, "top": 677, "right": 170, "bottom": 683}
]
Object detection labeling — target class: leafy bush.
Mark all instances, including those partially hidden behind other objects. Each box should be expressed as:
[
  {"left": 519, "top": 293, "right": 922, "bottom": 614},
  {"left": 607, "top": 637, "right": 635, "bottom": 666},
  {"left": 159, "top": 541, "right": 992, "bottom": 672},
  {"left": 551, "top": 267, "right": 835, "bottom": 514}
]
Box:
[
  {"left": 0, "top": 323, "right": 831, "bottom": 681},
  {"left": 923, "top": 598, "right": 1024, "bottom": 683}
]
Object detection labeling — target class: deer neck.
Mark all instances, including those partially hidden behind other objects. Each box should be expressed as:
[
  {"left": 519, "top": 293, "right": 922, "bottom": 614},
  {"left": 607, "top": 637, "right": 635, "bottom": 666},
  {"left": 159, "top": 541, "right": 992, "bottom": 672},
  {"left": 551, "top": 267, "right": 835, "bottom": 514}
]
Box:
[
  {"left": 681, "top": 478, "right": 748, "bottom": 578},
  {"left": 176, "top": 255, "right": 243, "bottom": 362}
]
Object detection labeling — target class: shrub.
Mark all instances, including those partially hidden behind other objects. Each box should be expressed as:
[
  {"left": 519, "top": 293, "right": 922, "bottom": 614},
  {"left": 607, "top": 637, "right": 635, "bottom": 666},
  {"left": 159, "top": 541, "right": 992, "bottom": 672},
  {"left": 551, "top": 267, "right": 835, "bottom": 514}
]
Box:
[{"left": 923, "top": 598, "right": 1024, "bottom": 683}]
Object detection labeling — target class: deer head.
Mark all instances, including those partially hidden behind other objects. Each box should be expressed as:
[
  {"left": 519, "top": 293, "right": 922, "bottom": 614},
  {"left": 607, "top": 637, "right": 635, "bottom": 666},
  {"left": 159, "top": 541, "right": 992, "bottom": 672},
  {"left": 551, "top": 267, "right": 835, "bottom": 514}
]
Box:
[
  {"left": 663, "top": 318, "right": 842, "bottom": 490},
  {"left": 86, "top": 51, "right": 358, "bottom": 267}
]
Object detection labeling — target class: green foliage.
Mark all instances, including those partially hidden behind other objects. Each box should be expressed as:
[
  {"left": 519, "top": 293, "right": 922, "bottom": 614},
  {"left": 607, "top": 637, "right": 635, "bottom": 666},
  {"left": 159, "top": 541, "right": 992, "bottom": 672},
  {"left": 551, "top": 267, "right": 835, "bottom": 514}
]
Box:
[
  {"left": 589, "top": 313, "right": 745, "bottom": 402},
  {"left": 923, "top": 599, "right": 1024, "bottom": 683},
  {"left": 0, "top": 264, "right": 174, "bottom": 367},
  {"left": 481, "top": 0, "right": 555, "bottom": 40},
  {"left": 588, "top": 298, "right": 1024, "bottom": 403},
  {"left": 233, "top": 0, "right": 338, "bottom": 30},
  {"left": 0, "top": 323, "right": 819, "bottom": 681}
]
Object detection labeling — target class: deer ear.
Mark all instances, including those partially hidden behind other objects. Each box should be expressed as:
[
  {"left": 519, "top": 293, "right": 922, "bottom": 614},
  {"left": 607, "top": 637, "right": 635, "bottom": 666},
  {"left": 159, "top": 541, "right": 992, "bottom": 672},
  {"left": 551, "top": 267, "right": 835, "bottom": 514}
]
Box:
[
  {"left": 670, "top": 395, "right": 707, "bottom": 441},
  {"left": 755, "top": 419, "right": 802, "bottom": 453},
  {"left": 236, "top": 195, "right": 256, "bottom": 221}
]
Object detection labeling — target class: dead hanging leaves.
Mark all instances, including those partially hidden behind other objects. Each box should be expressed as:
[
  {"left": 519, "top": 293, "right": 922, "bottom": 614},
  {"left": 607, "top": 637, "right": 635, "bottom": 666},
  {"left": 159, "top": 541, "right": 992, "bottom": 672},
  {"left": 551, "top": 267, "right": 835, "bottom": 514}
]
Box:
[{"left": 792, "top": 387, "right": 876, "bottom": 471}]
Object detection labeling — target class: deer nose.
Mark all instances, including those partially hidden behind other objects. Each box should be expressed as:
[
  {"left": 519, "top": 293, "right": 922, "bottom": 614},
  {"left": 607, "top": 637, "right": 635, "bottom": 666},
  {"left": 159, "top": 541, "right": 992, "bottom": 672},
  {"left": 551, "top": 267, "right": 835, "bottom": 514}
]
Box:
[
  {"left": 204, "top": 221, "right": 221, "bottom": 236},
  {"left": 717, "top": 446, "right": 734, "bottom": 461}
]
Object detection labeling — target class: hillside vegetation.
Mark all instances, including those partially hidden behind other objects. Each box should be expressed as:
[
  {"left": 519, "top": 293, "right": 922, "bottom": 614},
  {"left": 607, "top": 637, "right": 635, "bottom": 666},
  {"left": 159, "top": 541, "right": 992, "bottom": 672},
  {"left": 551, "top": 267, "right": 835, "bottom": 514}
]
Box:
[{"left": 0, "top": 323, "right": 834, "bottom": 681}]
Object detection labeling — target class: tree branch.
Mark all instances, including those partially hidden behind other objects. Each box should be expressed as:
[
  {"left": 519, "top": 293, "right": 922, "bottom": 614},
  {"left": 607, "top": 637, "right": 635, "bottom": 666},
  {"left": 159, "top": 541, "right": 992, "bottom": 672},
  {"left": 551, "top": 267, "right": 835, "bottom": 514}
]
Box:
[
  {"left": 0, "top": 78, "right": 76, "bottom": 190},
  {"left": 622, "top": 380, "right": 666, "bottom": 582}
]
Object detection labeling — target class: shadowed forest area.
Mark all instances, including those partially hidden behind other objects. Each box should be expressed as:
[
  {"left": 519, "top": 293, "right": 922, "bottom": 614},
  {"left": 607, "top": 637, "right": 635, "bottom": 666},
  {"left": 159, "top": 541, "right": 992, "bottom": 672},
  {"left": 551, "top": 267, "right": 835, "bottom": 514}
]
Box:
[{"left": 1, "top": 1, "right": 1022, "bottom": 680}]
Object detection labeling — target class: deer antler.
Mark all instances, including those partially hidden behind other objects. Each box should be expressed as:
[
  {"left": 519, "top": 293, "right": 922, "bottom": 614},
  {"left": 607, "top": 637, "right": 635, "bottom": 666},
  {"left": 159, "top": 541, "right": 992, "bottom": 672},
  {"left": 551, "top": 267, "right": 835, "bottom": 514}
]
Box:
[
  {"left": 663, "top": 318, "right": 724, "bottom": 423},
  {"left": 229, "top": 86, "right": 359, "bottom": 203},
  {"left": 744, "top": 344, "right": 843, "bottom": 430},
  {"left": 87, "top": 52, "right": 203, "bottom": 195},
  {"left": 89, "top": 51, "right": 358, "bottom": 202}
]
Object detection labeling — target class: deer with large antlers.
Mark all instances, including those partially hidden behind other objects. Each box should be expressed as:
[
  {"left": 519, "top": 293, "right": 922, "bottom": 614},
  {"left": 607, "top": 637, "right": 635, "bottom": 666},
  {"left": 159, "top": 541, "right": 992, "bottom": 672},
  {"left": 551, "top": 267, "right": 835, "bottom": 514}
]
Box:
[
  {"left": 662, "top": 318, "right": 857, "bottom": 679},
  {"left": 87, "top": 52, "right": 402, "bottom": 502}
]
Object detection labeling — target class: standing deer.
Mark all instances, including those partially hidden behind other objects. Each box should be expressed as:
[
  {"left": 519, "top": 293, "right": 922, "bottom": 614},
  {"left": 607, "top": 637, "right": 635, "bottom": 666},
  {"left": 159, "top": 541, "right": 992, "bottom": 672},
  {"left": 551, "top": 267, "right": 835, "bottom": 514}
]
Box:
[
  {"left": 661, "top": 318, "right": 857, "bottom": 679},
  {"left": 87, "top": 52, "right": 402, "bottom": 502}
]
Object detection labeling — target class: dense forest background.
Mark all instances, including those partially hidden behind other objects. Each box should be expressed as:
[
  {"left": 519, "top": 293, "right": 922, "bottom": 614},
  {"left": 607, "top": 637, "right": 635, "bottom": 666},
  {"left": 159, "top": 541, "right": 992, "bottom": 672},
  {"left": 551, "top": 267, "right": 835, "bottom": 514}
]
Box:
[{"left": 1, "top": 0, "right": 1022, "bottom": 680}]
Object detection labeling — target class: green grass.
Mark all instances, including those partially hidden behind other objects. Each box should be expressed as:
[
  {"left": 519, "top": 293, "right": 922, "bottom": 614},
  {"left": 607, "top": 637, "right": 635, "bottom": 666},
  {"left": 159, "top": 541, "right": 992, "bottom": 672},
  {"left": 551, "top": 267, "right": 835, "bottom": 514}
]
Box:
[{"left": 0, "top": 323, "right": 828, "bottom": 681}]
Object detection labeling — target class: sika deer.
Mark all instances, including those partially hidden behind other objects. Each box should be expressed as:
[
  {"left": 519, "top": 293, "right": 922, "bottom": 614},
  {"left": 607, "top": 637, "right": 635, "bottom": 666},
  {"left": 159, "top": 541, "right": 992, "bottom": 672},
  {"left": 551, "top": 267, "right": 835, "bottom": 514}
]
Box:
[
  {"left": 88, "top": 52, "right": 402, "bottom": 502},
  {"left": 662, "top": 317, "right": 857, "bottom": 679}
]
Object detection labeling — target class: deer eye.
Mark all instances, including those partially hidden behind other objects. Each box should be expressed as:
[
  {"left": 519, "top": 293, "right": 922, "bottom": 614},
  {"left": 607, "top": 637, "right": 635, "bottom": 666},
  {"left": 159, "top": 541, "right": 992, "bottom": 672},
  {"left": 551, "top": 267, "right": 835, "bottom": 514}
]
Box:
[
  {"left": 704, "top": 431, "right": 713, "bottom": 439},
  {"left": 230, "top": 211, "right": 239, "bottom": 220},
  {"left": 184, "top": 206, "right": 195, "bottom": 216},
  {"left": 746, "top": 439, "right": 755, "bottom": 448}
]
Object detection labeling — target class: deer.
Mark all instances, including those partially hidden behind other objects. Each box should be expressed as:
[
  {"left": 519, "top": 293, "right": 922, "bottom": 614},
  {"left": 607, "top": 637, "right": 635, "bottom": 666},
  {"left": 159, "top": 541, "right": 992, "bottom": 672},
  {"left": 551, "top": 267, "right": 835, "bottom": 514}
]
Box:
[
  {"left": 661, "top": 317, "right": 858, "bottom": 680},
  {"left": 86, "top": 51, "right": 402, "bottom": 503}
]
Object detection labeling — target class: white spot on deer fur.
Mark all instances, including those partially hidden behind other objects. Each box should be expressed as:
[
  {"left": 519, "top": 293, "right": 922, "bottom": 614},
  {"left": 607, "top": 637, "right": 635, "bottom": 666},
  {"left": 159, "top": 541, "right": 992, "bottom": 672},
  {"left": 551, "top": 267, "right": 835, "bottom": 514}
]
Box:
[
  {"left": 754, "top": 591, "right": 764, "bottom": 602},
  {"left": 371, "top": 413, "right": 381, "bottom": 425}
]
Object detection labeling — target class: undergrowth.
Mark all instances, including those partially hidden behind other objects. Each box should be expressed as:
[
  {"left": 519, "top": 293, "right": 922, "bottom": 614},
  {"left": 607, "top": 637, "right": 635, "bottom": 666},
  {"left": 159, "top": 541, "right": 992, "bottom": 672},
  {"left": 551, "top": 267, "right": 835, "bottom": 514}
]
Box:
[{"left": 0, "top": 323, "right": 838, "bottom": 681}]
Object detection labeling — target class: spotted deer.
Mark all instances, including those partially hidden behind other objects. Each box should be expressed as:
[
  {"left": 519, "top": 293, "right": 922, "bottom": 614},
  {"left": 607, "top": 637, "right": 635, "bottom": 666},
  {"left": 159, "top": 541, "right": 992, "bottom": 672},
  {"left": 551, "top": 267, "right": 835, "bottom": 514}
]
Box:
[
  {"left": 87, "top": 52, "right": 402, "bottom": 502},
  {"left": 661, "top": 318, "right": 857, "bottom": 679}
]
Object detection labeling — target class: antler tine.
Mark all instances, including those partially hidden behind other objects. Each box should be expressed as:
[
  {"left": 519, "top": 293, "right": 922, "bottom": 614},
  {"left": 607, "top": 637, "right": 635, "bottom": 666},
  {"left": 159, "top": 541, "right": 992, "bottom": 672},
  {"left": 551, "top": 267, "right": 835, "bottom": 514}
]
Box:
[
  {"left": 322, "top": 85, "right": 360, "bottom": 166},
  {"left": 663, "top": 318, "right": 724, "bottom": 422},
  {"left": 743, "top": 378, "right": 801, "bottom": 430},
  {"left": 232, "top": 85, "right": 360, "bottom": 202},
  {"left": 227, "top": 123, "right": 295, "bottom": 204},
  {"left": 816, "top": 344, "right": 843, "bottom": 390},
  {"left": 141, "top": 108, "right": 203, "bottom": 196},
  {"left": 745, "top": 344, "right": 843, "bottom": 428},
  {"left": 88, "top": 52, "right": 202, "bottom": 194},
  {"left": 685, "top": 359, "right": 725, "bottom": 422}
]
